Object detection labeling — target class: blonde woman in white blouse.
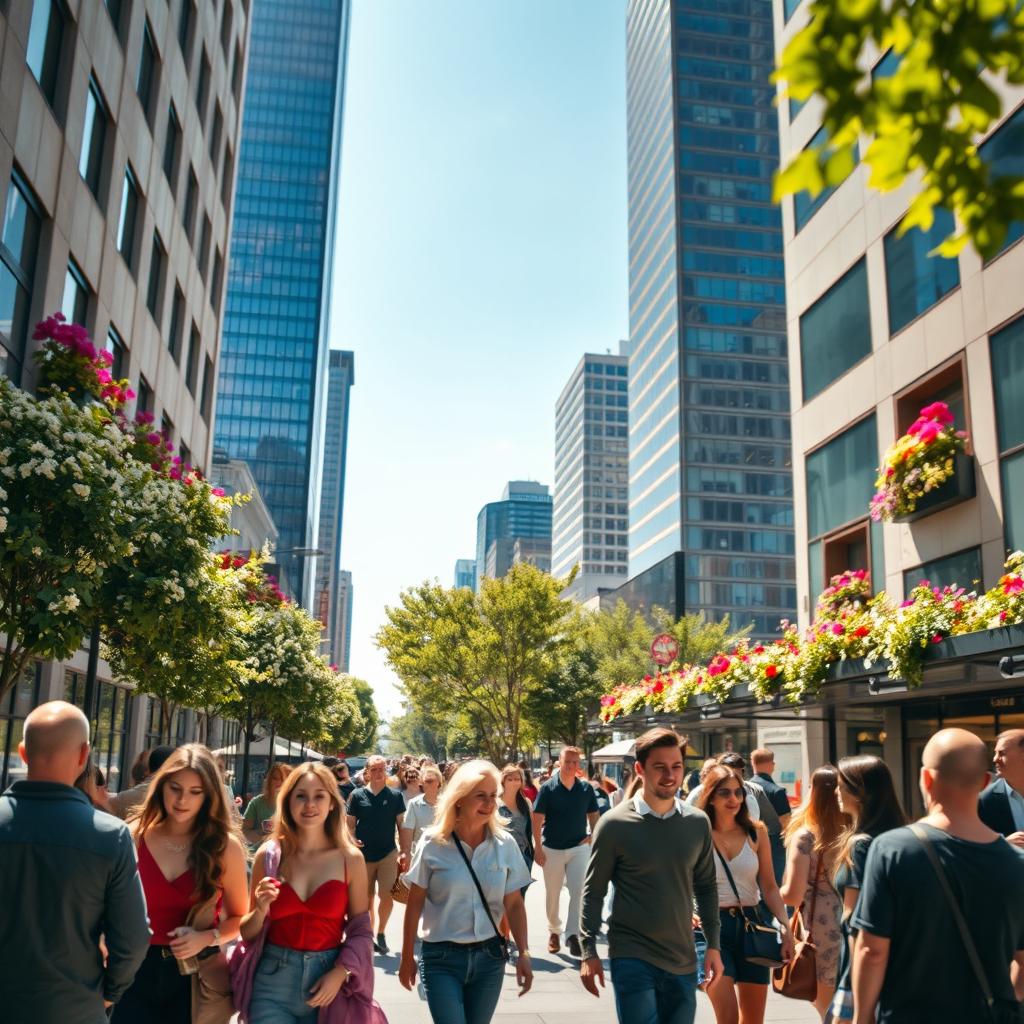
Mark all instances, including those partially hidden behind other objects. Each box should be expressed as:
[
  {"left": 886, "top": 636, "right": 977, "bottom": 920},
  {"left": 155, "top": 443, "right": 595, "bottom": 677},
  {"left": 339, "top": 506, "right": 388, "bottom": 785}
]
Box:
[
  {"left": 399, "top": 759, "right": 532, "bottom": 1024},
  {"left": 400, "top": 765, "right": 443, "bottom": 863}
]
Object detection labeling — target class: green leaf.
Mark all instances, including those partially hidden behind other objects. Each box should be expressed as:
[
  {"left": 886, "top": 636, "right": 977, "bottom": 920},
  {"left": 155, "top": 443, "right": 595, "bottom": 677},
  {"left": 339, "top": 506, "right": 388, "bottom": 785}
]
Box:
[{"left": 773, "top": 149, "right": 826, "bottom": 202}]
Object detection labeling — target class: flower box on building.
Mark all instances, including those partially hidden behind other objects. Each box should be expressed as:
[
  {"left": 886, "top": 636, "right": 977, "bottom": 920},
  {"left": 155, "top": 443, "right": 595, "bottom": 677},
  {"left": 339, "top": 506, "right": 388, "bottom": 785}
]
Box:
[{"left": 893, "top": 452, "right": 975, "bottom": 523}]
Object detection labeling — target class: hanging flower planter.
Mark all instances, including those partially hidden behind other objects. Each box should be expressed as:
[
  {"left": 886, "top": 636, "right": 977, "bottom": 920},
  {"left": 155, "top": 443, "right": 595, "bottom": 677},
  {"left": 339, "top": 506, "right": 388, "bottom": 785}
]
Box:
[{"left": 869, "top": 402, "right": 970, "bottom": 523}]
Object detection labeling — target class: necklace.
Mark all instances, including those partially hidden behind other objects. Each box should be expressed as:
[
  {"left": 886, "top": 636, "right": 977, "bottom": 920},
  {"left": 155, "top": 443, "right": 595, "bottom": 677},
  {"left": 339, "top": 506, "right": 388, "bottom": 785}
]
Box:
[{"left": 163, "top": 837, "right": 191, "bottom": 854}]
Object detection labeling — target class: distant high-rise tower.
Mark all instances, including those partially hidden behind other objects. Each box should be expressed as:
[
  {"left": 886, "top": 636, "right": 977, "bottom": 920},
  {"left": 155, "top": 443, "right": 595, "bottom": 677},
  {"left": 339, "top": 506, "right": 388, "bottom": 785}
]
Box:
[
  {"left": 475, "top": 482, "right": 553, "bottom": 589},
  {"left": 623, "top": 0, "right": 796, "bottom": 635},
  {"left": 553, "top": 346, "right": 630, "bottom": 603},
  {"left": 315, "top": 350, "right": 354, "bottom": 664},
  {"left": 454, "top": 559, "right": 477, "bottom": 591},
  {"left": 214, "top": 0, "right": 351, "bottom": 608},
  {"left": 335, "top": 570, "right": 353, "bottom": 673}
]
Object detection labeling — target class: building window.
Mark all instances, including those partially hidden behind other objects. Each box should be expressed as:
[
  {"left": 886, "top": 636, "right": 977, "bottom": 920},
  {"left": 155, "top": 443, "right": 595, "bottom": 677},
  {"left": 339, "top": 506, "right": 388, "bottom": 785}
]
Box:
[
  {"left": 137, "top": 374, "right": 153, "bottom": 414},
  {"left": 793, "top": 127, "right": 859, "bottom": 233},
  {"left": 146, "top": 231, "right": 166, "bottom": 323},
  {"left": 884, "top": 208, "right": 960, "bottom": 335},
  {"left": 220, "top": 1, "right": 233, "bottom": 55},
  {"left": 185, "top": 323, "right": 200, "bottom": 394},
  {"left": 783, "top": 0, "right": 801, "bottom": 22},
  {"left": 211, "top": 248, "right": 223, "bottom": 311},
  {"left": 26, "top": 0, "right": 67, "bottom": 109},
  {"left": 200, "top": 354, "right": 214, "bottom": 422},
  {"left": 0, "top": 173, "right": 42, "bottom": 382},
  {"left": 979, "top": 104, "right": 1024, "bottom": 260},
  {"left": 64, "top": 671, "right": 133, "bottom": 791},
  {"left": 231, "top": 41, "right": 244, "bottom": 101},
  {"left": 894, "top": 356, "right": 968, "bottom": 441},
  {"left": 991, "top": 316, "right": 1024, "bottom": 552},
  {"left": 196, "top": 49, "right": 211, "bottom": 123},
  {"left": 137, "top": 21, "right": 159, "bottom": 127},
  {"left": 221, "top": 145, "right": 234, "bottom": 210},
  {"left": 62, "top": 259, "right": 90, "bottom": 325},
  {"left": 0, "top": 662, "right": 42, "bottom": 790},
  {"left": 117, "top": 165, "right": 141, "bottom": 270},
  {"left": 800, "top": 259, "right": 871, "bottom": 401},
  {"left": 198, "top": 214, "right": 212, "bottom": 279},
  {"left": 903, "top": 547, "right": 983, "bottom": 596},
  {"left": 162, "top": 412, "right": 175, "bottom": 444},
  {"left": 168, "top": 283, "right": 185, "bottom": 362},
  {"left": 178, "top": 0, "right": 196, "bottom": 64},
  {"left": 105, "top": 324, "right": 126, "bottom": 378},
  {"left": 805, "top": 415, "right": 882, "bottom": 601},
  {"left": 182, "top": 167, "right": 198, "bottom": 243},
  {"left": 209, "top": 103, "right": 223, "bottom": 167},
  {"left": 103, "top": 0, "right": 126, "bottom": 44},
  {"left": 180, "top": 441, "right": 192, "bottom": 468},
  {"left": 163, "top": 105, "right": 182, "bottom": 192},
  {"left": 79, "top": 76, "right": 109, "bottom": 199}
]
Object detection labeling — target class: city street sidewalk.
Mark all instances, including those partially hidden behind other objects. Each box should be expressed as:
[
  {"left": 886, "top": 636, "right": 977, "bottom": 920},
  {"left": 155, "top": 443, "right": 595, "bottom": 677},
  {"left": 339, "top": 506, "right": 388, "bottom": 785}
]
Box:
[{"left": 373, "top": 869, "right": 818, "bottom": 1024}]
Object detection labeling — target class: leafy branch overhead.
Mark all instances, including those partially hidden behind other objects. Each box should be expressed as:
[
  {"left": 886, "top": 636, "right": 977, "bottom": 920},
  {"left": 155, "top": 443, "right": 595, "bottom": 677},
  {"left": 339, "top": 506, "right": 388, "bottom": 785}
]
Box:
[{"left": 774, "top": 0, "right": 1024, "bottom": 258}]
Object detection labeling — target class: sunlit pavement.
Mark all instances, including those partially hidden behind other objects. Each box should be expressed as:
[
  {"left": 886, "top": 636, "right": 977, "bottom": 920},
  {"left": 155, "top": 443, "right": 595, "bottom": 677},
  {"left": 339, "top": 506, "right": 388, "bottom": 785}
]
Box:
[{"left": 373, "top": 870, "right": 819, "bottom": 1024}]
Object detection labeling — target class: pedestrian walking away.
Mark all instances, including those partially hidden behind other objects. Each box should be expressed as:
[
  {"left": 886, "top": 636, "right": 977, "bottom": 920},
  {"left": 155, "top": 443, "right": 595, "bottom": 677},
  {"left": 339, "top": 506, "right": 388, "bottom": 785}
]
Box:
[
  {"left": 778, "top": 766, "right": 845, "bottom": 1020},
  {"left": 852, "top": 728, "right": 1024, "bottom": 1024},
  {"left": 399, "top": 759, "right": 533, "bottom": 1024},
  {"left": 243, "top": 762, "right": 292, "bottom": 851},
  {"left": 828, "top": 755, "right": 905, "bottom": 1023},
  {"left": 237, "top": 762, "right": 383, "bottom": 1024},
  {"left": 112, "top": 743, "right": 249, "bottom": 1024},
  {"left": 697, "top": 763, "right": 795, "bottom": 1024},
  {"left": 979, "top": 728, "right": 1024, "bottom": 846},
  {"left": 578, "top": 727, "right": 724, "bottom": 1024},
  {"left": 750, "top": 749, "right": 793, "bottom": 886},
  {"left": 532, "top": 745, "right": 599, "bottom": 957},
  {"left": 0, "top": 701, "right": 150, "bottom": 1024},
  {"left": 346, "top": 754, "right": 407, "bottom": 954}
]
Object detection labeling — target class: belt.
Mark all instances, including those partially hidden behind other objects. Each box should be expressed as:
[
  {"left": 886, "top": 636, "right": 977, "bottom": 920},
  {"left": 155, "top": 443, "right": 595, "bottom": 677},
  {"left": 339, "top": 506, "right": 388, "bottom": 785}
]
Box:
[
  {"left": 160, "top": 945, "right": 221, "bottom": 960},
  {"left": 425, "top": 937, "right": 501, "bottom": 952}
]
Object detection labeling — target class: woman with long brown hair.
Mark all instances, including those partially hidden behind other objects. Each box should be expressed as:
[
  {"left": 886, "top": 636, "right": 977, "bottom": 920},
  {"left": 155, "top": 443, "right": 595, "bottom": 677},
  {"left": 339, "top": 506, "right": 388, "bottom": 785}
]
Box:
[
  {"left": 697, "top": 763, "right": 794, "bottom": 1024},
  {"left": 112, "top": 743, "right": 249, "bottom": 1023},
  {"left": 827, "top": 755, "right": 905, "bottom": 1023},
  {"left": 779, "top": 766, "right": 846, "bottom": 1019},
  {"left": 240, "top": 761, "right": 372, "bottom": 1023}
]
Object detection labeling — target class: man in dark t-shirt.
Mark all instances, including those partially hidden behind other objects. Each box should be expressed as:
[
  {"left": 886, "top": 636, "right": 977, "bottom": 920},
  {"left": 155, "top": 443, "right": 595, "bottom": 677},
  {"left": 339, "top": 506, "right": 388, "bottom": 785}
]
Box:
[
  {"left": 853, "top": 728, "right": 1024, "bottom": 1023},
  {"left": 750, "top": 748, "right": 792, "bottom": 885},
  {"left": 346, "top": 755, "right": 406, "bottom": 954}
]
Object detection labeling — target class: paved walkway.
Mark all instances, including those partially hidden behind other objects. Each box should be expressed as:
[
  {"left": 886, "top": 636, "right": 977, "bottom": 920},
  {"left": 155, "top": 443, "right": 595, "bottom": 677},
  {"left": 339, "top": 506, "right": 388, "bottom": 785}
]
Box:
[{"left": 373, "top": 871, "right": 818, "bottom": 1024}]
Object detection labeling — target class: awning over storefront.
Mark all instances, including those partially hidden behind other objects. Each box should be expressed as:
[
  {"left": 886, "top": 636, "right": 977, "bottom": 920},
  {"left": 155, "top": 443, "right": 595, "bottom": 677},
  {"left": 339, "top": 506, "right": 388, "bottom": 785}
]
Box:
[
  {"left": 213, "top": 737, "right": 324, "bottom": 760},
  {"left": 591, "top": 739, "right": 637, "bottom": 761}
]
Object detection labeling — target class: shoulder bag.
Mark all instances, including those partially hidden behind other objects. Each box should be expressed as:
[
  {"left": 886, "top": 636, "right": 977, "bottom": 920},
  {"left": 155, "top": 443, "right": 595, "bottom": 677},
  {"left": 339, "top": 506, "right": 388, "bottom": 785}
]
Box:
[
  {"left": 715, "top": 842, "right": 784, "bottom": 969},
  {"left": 910, "top": 824, "right": 1023, "bottom": 1024},
  {"left": 186, "top": 892, "right": 233, "bottom": 1024},
  {"left": 772, "top": 850, "right": 821, "bottom": 1000},
  {"left": 452, "top": 834, "right": 510, "bottom": 963},
  {"left": 229, "top": 840, "right": 281, "bottom": 1022}
]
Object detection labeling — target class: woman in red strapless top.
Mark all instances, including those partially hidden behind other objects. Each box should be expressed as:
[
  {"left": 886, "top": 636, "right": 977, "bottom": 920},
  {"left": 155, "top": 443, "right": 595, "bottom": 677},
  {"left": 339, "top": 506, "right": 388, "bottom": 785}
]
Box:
[
  {"left": 240, "top": 762, "right": 369, "bottom": 1022},
  {"left": 112, "top": 744, "right": 249, "bottom": 1024}
]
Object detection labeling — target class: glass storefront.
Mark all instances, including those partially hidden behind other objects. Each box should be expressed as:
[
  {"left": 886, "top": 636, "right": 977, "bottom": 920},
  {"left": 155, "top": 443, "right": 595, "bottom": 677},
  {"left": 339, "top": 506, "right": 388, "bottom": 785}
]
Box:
[
  {"left": 64, "top": 671, "right": 134, "bottom": 792},
  {"left": 0, "top": 662, "right": 42, "bottom": 788}
]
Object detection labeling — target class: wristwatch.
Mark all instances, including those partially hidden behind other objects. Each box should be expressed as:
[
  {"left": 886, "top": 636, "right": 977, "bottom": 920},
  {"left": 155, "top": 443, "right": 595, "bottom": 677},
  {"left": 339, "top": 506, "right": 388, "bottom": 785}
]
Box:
[{"left": 210, "top": 927, "right": 221, "bottom": 945}]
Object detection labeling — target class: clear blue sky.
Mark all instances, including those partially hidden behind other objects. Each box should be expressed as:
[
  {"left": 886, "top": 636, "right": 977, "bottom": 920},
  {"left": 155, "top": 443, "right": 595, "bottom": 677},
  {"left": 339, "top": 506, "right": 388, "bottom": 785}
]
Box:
[{"left": 331, "top": 0, "right": 629, "bottom": 721}]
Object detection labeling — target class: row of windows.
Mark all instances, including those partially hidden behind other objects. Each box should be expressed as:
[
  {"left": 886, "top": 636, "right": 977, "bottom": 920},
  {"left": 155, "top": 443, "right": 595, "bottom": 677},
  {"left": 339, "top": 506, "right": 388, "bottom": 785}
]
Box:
[
  {"left": 684, "top": 355, "right": 789, "bottom": 385},
  {"left": 687, "top": 496, "right": 793, "bottom": 527},
  {"left": 681, "top": 200, "right": 781, "bottom": 230},
  {"left": 685, "top": 553, "right": 796, "bottom": 581},
  {"left": 585, "top": 362, "right": 628, "bottom": 376},
  {"left": 684, "top": 382, "right": 790, "bottom": 411},
  {"left": 685, "top": 581, "right": 797, "bottom": 610},
  {"left": 685, "top": 526, "right": 796, "bottom": 555},
  {"left": 686, "top": 466, "right": 793, "bottom": 497}
]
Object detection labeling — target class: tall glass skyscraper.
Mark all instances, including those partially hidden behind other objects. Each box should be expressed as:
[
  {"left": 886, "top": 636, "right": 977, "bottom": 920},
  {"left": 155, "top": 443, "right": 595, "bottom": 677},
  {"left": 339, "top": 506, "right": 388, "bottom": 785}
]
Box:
[
  {"left": 475, "top": 482, "right": 553, "bottom": 590},
  {"left": 625, "top": 0, "right": 795, "bottom": 636},
  {"left": 214, "top": 0, "right": 351, "bottom": 608}
]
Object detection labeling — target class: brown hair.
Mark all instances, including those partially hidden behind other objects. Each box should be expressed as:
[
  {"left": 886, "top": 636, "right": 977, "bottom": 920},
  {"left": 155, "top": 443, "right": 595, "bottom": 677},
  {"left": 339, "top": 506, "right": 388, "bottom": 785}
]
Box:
[
  {"left": 835, "top": 755, "right": 906, "bottom": 879},
  {"left": 134, "top": 743, "right": 240, "bottom": 904},
  {"left": 698, "top": 763, "right": 757, "bottom": 838},
  {"left": 784, "top": 765, "right": 847, "bottom": 870},
  {"left": 634, "top": 727, "right": 684, "bottom": 767},
  {"left": 272, "top": 762, "right": 357, "bottom": 859},
  {"left": 262, "top": 762, "right": 292, "bottom": 802},
  {"left": 130, "top": 749, "right": 151, "bottom": 784}
]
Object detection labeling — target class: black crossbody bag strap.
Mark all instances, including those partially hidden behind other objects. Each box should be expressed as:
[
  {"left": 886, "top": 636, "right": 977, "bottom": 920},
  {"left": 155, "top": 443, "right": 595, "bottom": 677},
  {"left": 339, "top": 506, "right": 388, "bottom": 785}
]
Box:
[
  {"left": 909, "top": 824, "right": 996, "bottom": 1017},
  {"left": 452, "top": 834, "right": 510, "bottom": 961}
]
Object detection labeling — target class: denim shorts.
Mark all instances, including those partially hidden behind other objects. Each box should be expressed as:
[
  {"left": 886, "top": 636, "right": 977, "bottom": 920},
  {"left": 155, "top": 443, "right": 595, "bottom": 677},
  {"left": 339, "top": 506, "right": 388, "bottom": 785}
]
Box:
[
  {"left": 718, "top": 908, "right": 770, "bottom": 985},
  {"left": 249, "top": 943, "right": 338, "bottom": 1024}
]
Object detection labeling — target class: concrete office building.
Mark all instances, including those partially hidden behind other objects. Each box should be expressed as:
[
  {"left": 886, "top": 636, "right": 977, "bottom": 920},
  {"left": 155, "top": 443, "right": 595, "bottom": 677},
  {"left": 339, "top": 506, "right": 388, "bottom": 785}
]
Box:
[
  {"left": 213, "top": 0, "right": 351, "bottom": 609},
  {"left": 553, "top": 347, "right": 630, "bottom": 604},
  {"left": 453, "top": 558, "right": 477, "bottom": 591},
  {"left": 0, "top": 0, "right": 249, "bottom": 789},
  {"left": 623, "top": 0, "right": 796, "bottom": 636},
  {"left": 210, "top": 454, "right": 279, "bottom": 555},
  {"left": 334, "top": 568, "right": 352, "bottom": 673},
  {"left": 315, "top": 348, "right": 354, "bottom": 664},
  {"left": 773, "top": 0, "right": 1024, "bottom": 811},
  {"left": 475, "top": 481, "right": 553, "bottom": 589}
]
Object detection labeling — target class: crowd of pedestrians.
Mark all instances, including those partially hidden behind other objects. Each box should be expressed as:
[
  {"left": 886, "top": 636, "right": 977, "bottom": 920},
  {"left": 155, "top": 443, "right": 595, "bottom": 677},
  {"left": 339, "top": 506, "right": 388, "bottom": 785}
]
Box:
[{"left": 2, "top": 700, "right": 1024, "bottom": 1024}]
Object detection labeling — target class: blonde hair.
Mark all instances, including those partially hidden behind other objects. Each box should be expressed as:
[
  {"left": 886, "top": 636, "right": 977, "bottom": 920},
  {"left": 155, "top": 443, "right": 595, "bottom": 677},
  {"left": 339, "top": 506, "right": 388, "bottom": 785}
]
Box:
[
  {"left": 425, "top": 759, "right": 504, "bottom": 844},
  {"left": 262, "top": 762, "right": 292, "bottom": 802},
  {"left": 420, "top": 765, "right": 443, "bottom": 787},
  {"left": 272, "top": 762, "right": 358, "bottom": 858}
]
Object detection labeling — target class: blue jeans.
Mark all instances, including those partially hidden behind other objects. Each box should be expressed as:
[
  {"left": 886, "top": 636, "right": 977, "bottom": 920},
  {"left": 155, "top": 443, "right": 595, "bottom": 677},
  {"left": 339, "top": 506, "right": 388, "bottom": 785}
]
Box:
[
  {"left": 419, "top": 938, "right": 506, "bottom": 1024},
  {"left": 610, "top": 957, "right": 698, "bottom": 1024},
  {"left": 249, "top": 943, "right": 338, "bottom": 1024}
]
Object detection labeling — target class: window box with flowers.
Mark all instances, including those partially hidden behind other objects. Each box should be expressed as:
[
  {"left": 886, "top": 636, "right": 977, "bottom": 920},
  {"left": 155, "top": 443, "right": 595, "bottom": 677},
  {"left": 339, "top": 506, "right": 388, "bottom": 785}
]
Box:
[{"left": 869, "top": 402, "right": 973, "bottom": 523}]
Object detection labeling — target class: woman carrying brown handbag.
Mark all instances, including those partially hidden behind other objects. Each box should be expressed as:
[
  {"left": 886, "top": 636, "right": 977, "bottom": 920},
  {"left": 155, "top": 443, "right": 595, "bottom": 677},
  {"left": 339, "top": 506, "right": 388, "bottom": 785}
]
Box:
[{"left": 778, "top": 766, "right": 846, "bottom": 1019}]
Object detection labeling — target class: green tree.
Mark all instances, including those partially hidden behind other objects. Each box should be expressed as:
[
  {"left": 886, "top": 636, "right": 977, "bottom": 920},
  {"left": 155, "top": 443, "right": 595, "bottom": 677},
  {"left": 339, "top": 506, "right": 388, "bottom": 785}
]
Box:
[
  {"left": 774, "top": 0, "right": 1024, "bottom": 258},
  {"left": 324, "top": 676, "right": 378, "bottom": 754},
  {"left": 385, "top": 706, "right": 449, "bottom": 761},
  {"left": 586, "top": 599, "right": 654, "bottom": 691},
  {"left": 651, "top": 608, "right": 751, "bottom": 672}
]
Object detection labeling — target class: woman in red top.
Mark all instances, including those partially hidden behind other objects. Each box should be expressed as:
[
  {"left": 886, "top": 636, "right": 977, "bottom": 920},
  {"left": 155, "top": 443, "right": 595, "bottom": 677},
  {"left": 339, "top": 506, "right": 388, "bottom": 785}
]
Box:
[
  {"left": 112, "top": 744, "right": 249, "bottom": 1023},
  {"left": 242, "top": 762, "right": 369, "bottom": 1023}
]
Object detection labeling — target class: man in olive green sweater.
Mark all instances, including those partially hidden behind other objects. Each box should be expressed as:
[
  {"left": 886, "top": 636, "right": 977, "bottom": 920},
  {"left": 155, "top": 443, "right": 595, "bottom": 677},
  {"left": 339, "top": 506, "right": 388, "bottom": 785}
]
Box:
[{"left": 579, "top": 727, "right": 723, "bottom": 1024}]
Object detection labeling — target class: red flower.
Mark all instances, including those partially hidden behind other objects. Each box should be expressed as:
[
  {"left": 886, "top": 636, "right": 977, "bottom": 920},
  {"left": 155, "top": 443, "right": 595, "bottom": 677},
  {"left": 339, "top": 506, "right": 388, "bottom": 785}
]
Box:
[
  {"left": 765, "top": 665, "right": 778, "bottom": 679},
  {"left": 652, "top": 679, "right": 665, "bottom": 694},
  {"left": 853, "top": 625, "right": 871, "bottom": 638},
  {"left": 931, "top": 634, "right": 943, "bottom": 644}
]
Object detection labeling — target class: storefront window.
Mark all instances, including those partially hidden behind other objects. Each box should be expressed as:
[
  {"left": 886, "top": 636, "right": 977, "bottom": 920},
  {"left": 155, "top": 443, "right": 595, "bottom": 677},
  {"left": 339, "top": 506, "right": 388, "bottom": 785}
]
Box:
[
  {"left": 0, "top": 662, "right": 42, "bottom": 789},
  {"left": 991, "top": 316, "right": 1024, "bottom": 552},
  {"left": 64, "top": 671, "right": 133, "bottom": 792},
  {"left": 903, "top": 546, "right": 983, "bottom": 595}
]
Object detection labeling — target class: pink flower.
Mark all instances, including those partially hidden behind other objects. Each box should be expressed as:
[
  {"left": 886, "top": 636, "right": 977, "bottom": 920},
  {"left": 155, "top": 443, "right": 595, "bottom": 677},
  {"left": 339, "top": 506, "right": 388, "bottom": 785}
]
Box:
[
  {"left": 832, "top": 623, "right": 845, "bottom": 636},
  {"left": 211, "top": 487, "right": 225, "bottom": 497},
  {"left": 96, "top": 368, "right": 112, "bottom": 384},
  {"left": 708, "top": 655, "right": 731, "bottom": 677},
  {"left": 600, "top": 695, "right": 615, "bottom": 707},
  {"left": 1002, "top": 575, "right": 1024, "bottom": 596},
  {"left": 916, "top": 420, "right": 941, "bottom": 444},
  {"left": 146, "top": 432, "right": 162, "bottom": 445},
  {"left": 919, "top": 401, "right": 954, "bottom": 426},
  {"left": 931, "top": 634, "right": 943, "bottom": 644}
]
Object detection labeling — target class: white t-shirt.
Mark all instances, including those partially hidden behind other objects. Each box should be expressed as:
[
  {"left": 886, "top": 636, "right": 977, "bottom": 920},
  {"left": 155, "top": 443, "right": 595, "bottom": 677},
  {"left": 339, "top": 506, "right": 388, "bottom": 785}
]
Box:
[
  {"left": 403, "top": 794, "right": 437, "bottom": 850},
  {"left": 403, "top": 829, "right": 531, "bottom": 943}
]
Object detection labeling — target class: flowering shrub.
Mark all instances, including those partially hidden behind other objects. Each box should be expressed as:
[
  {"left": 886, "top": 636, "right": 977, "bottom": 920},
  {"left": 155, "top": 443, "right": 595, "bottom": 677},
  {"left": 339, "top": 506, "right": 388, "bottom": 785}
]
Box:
[
  {"left": 870, "top": 402, "right": 968, "bottom": 521},
  {"left": 599, "top": 554, "right": 1024, "bottom": 721}
]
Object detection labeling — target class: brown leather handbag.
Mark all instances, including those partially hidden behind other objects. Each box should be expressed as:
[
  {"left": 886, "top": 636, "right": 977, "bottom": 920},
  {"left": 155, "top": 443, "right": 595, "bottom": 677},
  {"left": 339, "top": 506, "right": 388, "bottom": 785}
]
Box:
[
  {"left": 187, "top": 895, "right": 234, "bottom": 1024},
  {"left": 772, "top": 854, "right": 821, "bottom": 1001}
]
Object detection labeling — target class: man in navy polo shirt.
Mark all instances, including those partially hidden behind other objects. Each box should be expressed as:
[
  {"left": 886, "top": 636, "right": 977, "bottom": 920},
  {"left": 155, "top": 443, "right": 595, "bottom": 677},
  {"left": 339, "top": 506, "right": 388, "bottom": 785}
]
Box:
[
  {"left": 346, "top": 754, "right": 406, "bottom": 954},
  {"left": 533, "top": 745, "right": 600, "bottom": 957}
]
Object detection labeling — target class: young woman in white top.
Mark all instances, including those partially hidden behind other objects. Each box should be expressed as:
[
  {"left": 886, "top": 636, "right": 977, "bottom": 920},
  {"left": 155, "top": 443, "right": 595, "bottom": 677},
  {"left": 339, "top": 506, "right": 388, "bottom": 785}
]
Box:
[
  {"left": 399, "top": 759, "right": 532, "bottom": 1024},
  {"left": 697, "top": 763, "right": 794, "bottom": 1024},
  {"left": 400, "top": 765, "right": 443, "bottom": 861}
]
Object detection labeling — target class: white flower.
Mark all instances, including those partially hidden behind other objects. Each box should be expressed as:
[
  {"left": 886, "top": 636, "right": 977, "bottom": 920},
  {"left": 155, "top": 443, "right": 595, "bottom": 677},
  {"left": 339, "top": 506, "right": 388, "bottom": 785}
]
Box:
[
  {"left": 72, "top": 483, "right": 90, "bottom": 498},
  {"left": 32, "top": 546, "right": 42, "bottom": 557},
  {"left": 0, "top": 515, "right": 6, "bottom": 532}
]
